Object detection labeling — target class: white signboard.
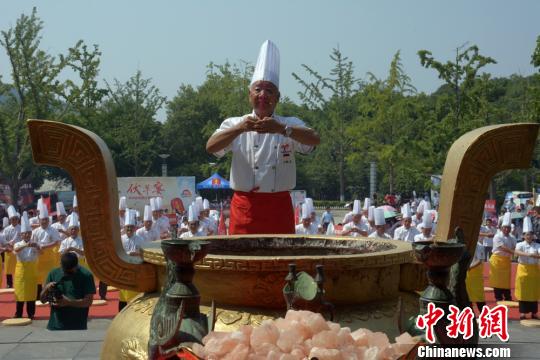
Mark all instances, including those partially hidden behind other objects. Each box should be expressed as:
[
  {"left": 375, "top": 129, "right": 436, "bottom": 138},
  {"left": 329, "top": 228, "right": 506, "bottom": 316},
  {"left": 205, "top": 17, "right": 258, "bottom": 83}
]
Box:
[{"left": 117, "top": 177, "right": 195, "bottom": 214}]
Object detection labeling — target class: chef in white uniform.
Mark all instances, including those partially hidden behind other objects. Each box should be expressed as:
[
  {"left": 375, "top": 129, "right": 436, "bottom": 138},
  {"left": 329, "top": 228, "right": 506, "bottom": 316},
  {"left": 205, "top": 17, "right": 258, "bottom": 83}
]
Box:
[
  {"left": 393, "top": 203, "right": 420, "bottom": 243},
  {"left": 368, "top": 208, "right": 392, "bottom": 239}
]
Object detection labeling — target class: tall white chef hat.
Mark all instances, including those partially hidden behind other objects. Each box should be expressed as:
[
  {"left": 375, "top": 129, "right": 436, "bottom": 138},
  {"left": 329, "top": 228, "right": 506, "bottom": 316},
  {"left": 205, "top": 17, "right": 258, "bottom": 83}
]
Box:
[
  {"left": 124, "top": 208, "right": 136, "bottom": 226},
  {"left": 150, "top": 198, "right": 158, "bottom": 212},
  {"left": 363, "top": 198, "right": 371, "bottom": 211},
  {"left": 68, "top": 212, "right": 79, "bottom": 228},
  {"left": 422, "top": 210, "right": 433, "bottom": 229},
  {"left": 21, "top": 211, "right": 31, "bottom": 233},
  {"left": 56, "top": 202, "right": 67, "bottom": 216},
  {"left": 502, "top": 212, "right": 512, "bottom": 227},
  {"left": 301, "top": 203, "right": 310, "bottom": 220},
  {"left": 424, "top": 200, "right": 431, "bottom": 211},
  {"left": 417, "top": 200, "right": 425, "bottom": 214},
  {"left": 144, "top": 205, "right": 152, "bottom": 222},
  {"left": 188, "top": 205, "right": 198, "bottom": 223},
  {"left": 156, "top": 197, "right": 164, "bottom": 210},
  {"left": 523, "top": 216, "right": 533, "bottom": 233},
  {"left": 195, "top": 197, "right": 203, "bottom": 212},
  {"left": 352, "top": 200, "right": 361, "bottom": 215},
  {"left": 368, "top": 206, "right": 375, "bottom": 222},
  {"left": 203, "top": 199, "right": 210, "bottom": 210},
  {"left": 38, "top": 202, "right": 49, "bottom": 219},
  {"left": 7, "top": 205, "right": 18, "bottom": 219},
  {"left": 119, "top": 196, "right": 127, "bottom": 210},
  {"left": 401, "top": 203, "right": 412, "bottom": 219},
  {"left": 250, "top": 40, "right": 280, "bottom": 89},
  {"left": 73, "top": 194, "right": 78, "bottom": 208},
  {"left": 305, "top": 198, "right": 314, "bottom": 214},
  {"left": 2, "top": 217, "right": 8, "bottom": 228},
  {"left": 374, "top": 207, "right": 386, "bottom": 226}
]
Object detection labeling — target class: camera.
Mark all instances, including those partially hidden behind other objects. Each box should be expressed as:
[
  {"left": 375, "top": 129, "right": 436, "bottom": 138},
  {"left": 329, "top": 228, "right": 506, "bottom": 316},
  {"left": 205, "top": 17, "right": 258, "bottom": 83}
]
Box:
[{"left": 47, "top": 280, "right": 64, "bottom": 304}]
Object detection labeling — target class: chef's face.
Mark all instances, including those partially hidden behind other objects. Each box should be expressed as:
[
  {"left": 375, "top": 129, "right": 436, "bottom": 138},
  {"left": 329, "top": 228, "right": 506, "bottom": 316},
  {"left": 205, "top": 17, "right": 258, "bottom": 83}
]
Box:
[
  {"left": 189, "top": 221, "right": 199, "bottom": 234},
  {"left": 501, "top": 225, "right": 510, "bottom": 236},
  {"left": 125, "top": 225, "right": 135, "bottom": 237},
  {"left": 58, "top": 214, "right": 66, "bottom": 223},
  {"left": 144, "top": 220, "right": 152, "bottom": 230},
  {"left": 40, "top": 217, "right": 49, "bottom": 229},
  {"left": 70, "top": 226, "right": 79, "bottom": 237},
  {"left": 352, "top": 214, "right": 361, "bottom": 224},
  {"left": 302, "top": 218, "right": 311, "bottom": 228},
  {"left": 422, "top": 227, "right": 432, "bottom": 237},
  {"left": 21, "top": 231, "right": 31, "bottom": 241},
  {"left": 249, "top": 81, "right": 279, "bottom": 118},
  {"left": 10, "top": 217, "right": 18, "bottom": 226},
  {"left": 403, "top": 218, "right": 412, "bottom": 228},
  {"left": 524, "top": 232, "right": 533, "bottom": 242}
]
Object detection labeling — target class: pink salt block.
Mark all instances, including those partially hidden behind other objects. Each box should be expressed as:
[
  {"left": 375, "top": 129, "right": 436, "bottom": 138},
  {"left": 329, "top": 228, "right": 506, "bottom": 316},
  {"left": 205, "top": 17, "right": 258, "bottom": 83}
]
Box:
[
  {"left": 311, "top": 329, "right": 339, "bottom": 349},
  {"left": 267, "top": 349, "right": 284, "bottom": 360},
  {"left": 336, "top": 327, "right": 355, "bottom": 348},
  {"left": 364, "top": 346, "right": 380, "bottom": 360},
  {"left": 392, "top": 332, "right": 417, "bottom": 356},
  {"left": 204, "top": 335, "right": 241, "bottom": 357},
  {"left": 222, "top": 343, "right": 249, "bottom": 360},
  {"left": 308, "top": 347, "right": 342, "bottom": 360},
  {"left": 279, "top": 352, "right": 303, "bottom": 360},
  {"left": 351, "top": 328, "right": 373, "bottom": 346},
  {"left": 368, "top": 331, "right": 390, "bottom": 350},
  {"left": 300, "top": 311, "right": 329, "bottom": 336},
  {"left": 253, "top": 342, "right": 280, "bottom": 356},
  {"left": 250, "top": 320, "right": 279, "bottom": 352},
  {"left": 276, "top": 327, "right": 306, "bottom": 353}
]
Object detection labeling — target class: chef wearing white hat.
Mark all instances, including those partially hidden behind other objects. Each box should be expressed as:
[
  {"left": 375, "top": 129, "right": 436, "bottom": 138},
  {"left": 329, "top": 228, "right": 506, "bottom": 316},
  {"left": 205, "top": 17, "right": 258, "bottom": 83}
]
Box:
[
  {"left": 513, "top": 216, "right": 540, "bottom": 319},
  {"left": 12, "top": 212, "right": 39, "bottom": 319},
  {"left": 3, "top": 205, "right": 21, "bottom": 288},
  {"left": 136, "top": 205, "right": 160, "bottom": 242},
  {"left": 59, "top": 212, "right": 86, "bottom": 267},
  {"left": 206, "top": 40, "right": 320, "bottom": 235},
  {"left": 342, "top": 200, "right": 369, "bottom": 237},
  {"left": 51, "top": 202, "right": 69, "bottom": 241},
  {"left": 368, "top": 208, "right": 391, "bottom": 239},
  {"left": 413, "top": 211, "right": 434, "bottom": 242},
  {"left": 29, "top": 198, "right": 44, "bottom": 229},
  {"left": 180, "top": 205, "right": 205, "bottom": 238},
  {"left": 393, "top": 204, "right": 420, "bottom": 243},
  {"left": 33, "top": 203, "right": 62, "bottom": 292},
  {"left": 119, "top": 209, "right": 145, "bottom": 311},
  {"left": 489, "top": 212, "right": 516, "bottom": 302},
  {"left": 155, "top": 197, "right": 171, "bottom": 235},
  {"left": 66, "top": 194, "right": 78, "bottom": 224},
  {"left": 118, "top": 196, "right": 127, "bottom": 234},
  {"left": 198, "top": 198, "right": 217, "bottom": 236},
  {"left": 412, "top": 200, "right": 426, "bottom": 227},
  {"left": 295, "top": 203, "right": 318, "bottom": 235}
]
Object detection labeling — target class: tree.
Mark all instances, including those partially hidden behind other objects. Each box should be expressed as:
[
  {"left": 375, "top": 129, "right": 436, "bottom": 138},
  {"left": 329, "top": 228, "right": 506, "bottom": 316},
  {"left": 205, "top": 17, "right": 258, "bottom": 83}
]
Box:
[
  {"left": 101, "top": 70, "right": 165, "bottom": 176},
  {"left": 293, "top": 47, "right": 362, "bottom": 201}
]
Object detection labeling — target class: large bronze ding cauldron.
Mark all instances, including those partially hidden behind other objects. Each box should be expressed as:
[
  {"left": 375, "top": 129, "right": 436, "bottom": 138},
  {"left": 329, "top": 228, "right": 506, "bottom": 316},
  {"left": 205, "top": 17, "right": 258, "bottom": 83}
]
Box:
[{"left": 26, "top": 120, "right": 539, "bottom": 359}]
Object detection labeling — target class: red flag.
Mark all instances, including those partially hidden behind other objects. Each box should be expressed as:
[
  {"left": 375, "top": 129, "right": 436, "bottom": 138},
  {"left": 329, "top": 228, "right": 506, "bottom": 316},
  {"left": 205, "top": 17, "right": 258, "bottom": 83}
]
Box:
[{"left": 218, "top": 202, "right": 227, "bottom": 235}]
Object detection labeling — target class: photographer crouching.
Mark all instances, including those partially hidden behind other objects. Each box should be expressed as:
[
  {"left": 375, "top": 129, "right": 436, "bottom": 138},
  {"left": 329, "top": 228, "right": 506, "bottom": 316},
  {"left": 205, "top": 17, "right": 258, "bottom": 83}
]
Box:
[{"left": 40, "top": 252, "right": 96, "bottom": 330}]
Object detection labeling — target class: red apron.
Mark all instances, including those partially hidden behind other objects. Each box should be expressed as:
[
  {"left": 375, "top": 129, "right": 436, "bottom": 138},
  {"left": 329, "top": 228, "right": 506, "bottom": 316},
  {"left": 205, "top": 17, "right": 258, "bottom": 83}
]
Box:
[{"left": 229, "top": 191, "right": 295, "bottom": 235}]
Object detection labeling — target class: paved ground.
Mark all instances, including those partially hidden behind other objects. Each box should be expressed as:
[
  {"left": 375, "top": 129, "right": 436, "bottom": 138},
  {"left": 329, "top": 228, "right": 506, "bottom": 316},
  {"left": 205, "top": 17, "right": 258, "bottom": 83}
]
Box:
[{"left": 0, "top": 319, "right": 110, "bottom": 360}]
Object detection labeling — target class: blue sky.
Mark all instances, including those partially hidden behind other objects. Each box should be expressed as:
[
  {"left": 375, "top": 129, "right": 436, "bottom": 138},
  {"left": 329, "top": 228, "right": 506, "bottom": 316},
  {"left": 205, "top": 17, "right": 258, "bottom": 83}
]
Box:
[{"left": 1, "top": 1, "right": 539, "bottom": 121}]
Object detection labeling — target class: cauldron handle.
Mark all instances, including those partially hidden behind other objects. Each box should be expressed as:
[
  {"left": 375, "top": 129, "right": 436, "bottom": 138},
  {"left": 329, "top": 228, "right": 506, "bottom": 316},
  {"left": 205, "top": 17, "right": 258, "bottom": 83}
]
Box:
[{"left": 27, "top": 120, "right": 157, "bottom": 292}]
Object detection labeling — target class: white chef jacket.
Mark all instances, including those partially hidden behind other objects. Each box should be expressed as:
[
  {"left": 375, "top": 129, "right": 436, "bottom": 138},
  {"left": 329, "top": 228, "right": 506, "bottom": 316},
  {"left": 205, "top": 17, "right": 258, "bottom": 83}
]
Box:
[
  {"left": 212, "top": 113, "right": 314, "bottom": 193},
  {"left": 492, "top": 234, "right": 517, "bottom": 257},
  {"left": 368, "top": 231, "right": 392, "bottom": 239},
  {"left": 31, "top": 226, "right": 61, "bottom": 247},
  {"left": 180, "top": 230, "right": 205, "bottom": 239},
  {"left": 136, "top": 226, "right": 160, "bottom": 242},
  {"left": 4, "top": 224, "right": 20, "bottom": 245},
  {"left": 342, "top": 211, "right": 353, "bottom": 225},
  {"left": 393, "top": 225, "right": 420, "bottom": 243},
  {"left": 515, "top": 241, "right": 540, "bottom": 265},
  {"left": 472, "top": 242, "right": 485, "bottom": 262},
  {"left": 342, "top": 221, "right": 369, "bottom": 237},
  {"left": 59, "top": 236, "right": 85, "bottom": 258},
  {"left": 151, "top": 216, "right": 170, "bottom": 235},
  {"left": 121, "top": 234, "right": 144, "bottom": 254},
  {"left": 51, "top": 221, "right": 69, "bottom": 241},
  {"left": 480, "top": 225, "right": 496, "bottom": 247},
  {"left": 295, "top": 223, "right": 318, "bottom": 235},
  {"left": 13, "top": 239, "right": 39, "bottom": 262},
  {"left": 414, "top": 233, "right": 433, "bottom": 242}
]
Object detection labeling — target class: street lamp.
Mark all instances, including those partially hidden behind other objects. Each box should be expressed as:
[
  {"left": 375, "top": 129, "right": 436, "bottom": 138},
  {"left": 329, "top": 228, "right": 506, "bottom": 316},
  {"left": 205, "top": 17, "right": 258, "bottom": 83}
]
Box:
[{"left": 159, "top": 154, "right": 170, "bottom": 177}]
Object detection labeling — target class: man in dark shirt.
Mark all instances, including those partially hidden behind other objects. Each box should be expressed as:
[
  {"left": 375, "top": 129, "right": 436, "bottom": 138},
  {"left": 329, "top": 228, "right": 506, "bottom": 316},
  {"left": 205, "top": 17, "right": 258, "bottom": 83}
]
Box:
[{"left": 40, "top": 252, "right": 95, "bottom": 330}]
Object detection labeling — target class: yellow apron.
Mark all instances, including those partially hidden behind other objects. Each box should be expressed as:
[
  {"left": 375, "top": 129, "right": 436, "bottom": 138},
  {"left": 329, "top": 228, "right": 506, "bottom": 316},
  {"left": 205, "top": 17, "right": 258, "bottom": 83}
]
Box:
[
  {"left": 119, "top": 289, "right": 139, "bottom": 303},
  {"left": 515, "top": 263, "right": 540, "bottom": 302},
  {"left": 0, "top": 253, "right": 3, "bottom": 287},
  {"left": 78, "top": 257, "right": 88, "bottom": 270},
  {"left": 466, "top": 263, "right": 485, "bottom": 302},
  {"left": 37, "top": 246, "right": 58, "bottom": 285},
  {"left": 14, "top": 261, "right": 38, "bottom": 301},
  {"left": 489, "top": 254, "right": 511, "bottom": 289},
  {"left": 53, "top": 243, "right": 61, "bottom": 265},
  {"left": 5, "top": 251, "right": 17, "bottom": 275}
]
